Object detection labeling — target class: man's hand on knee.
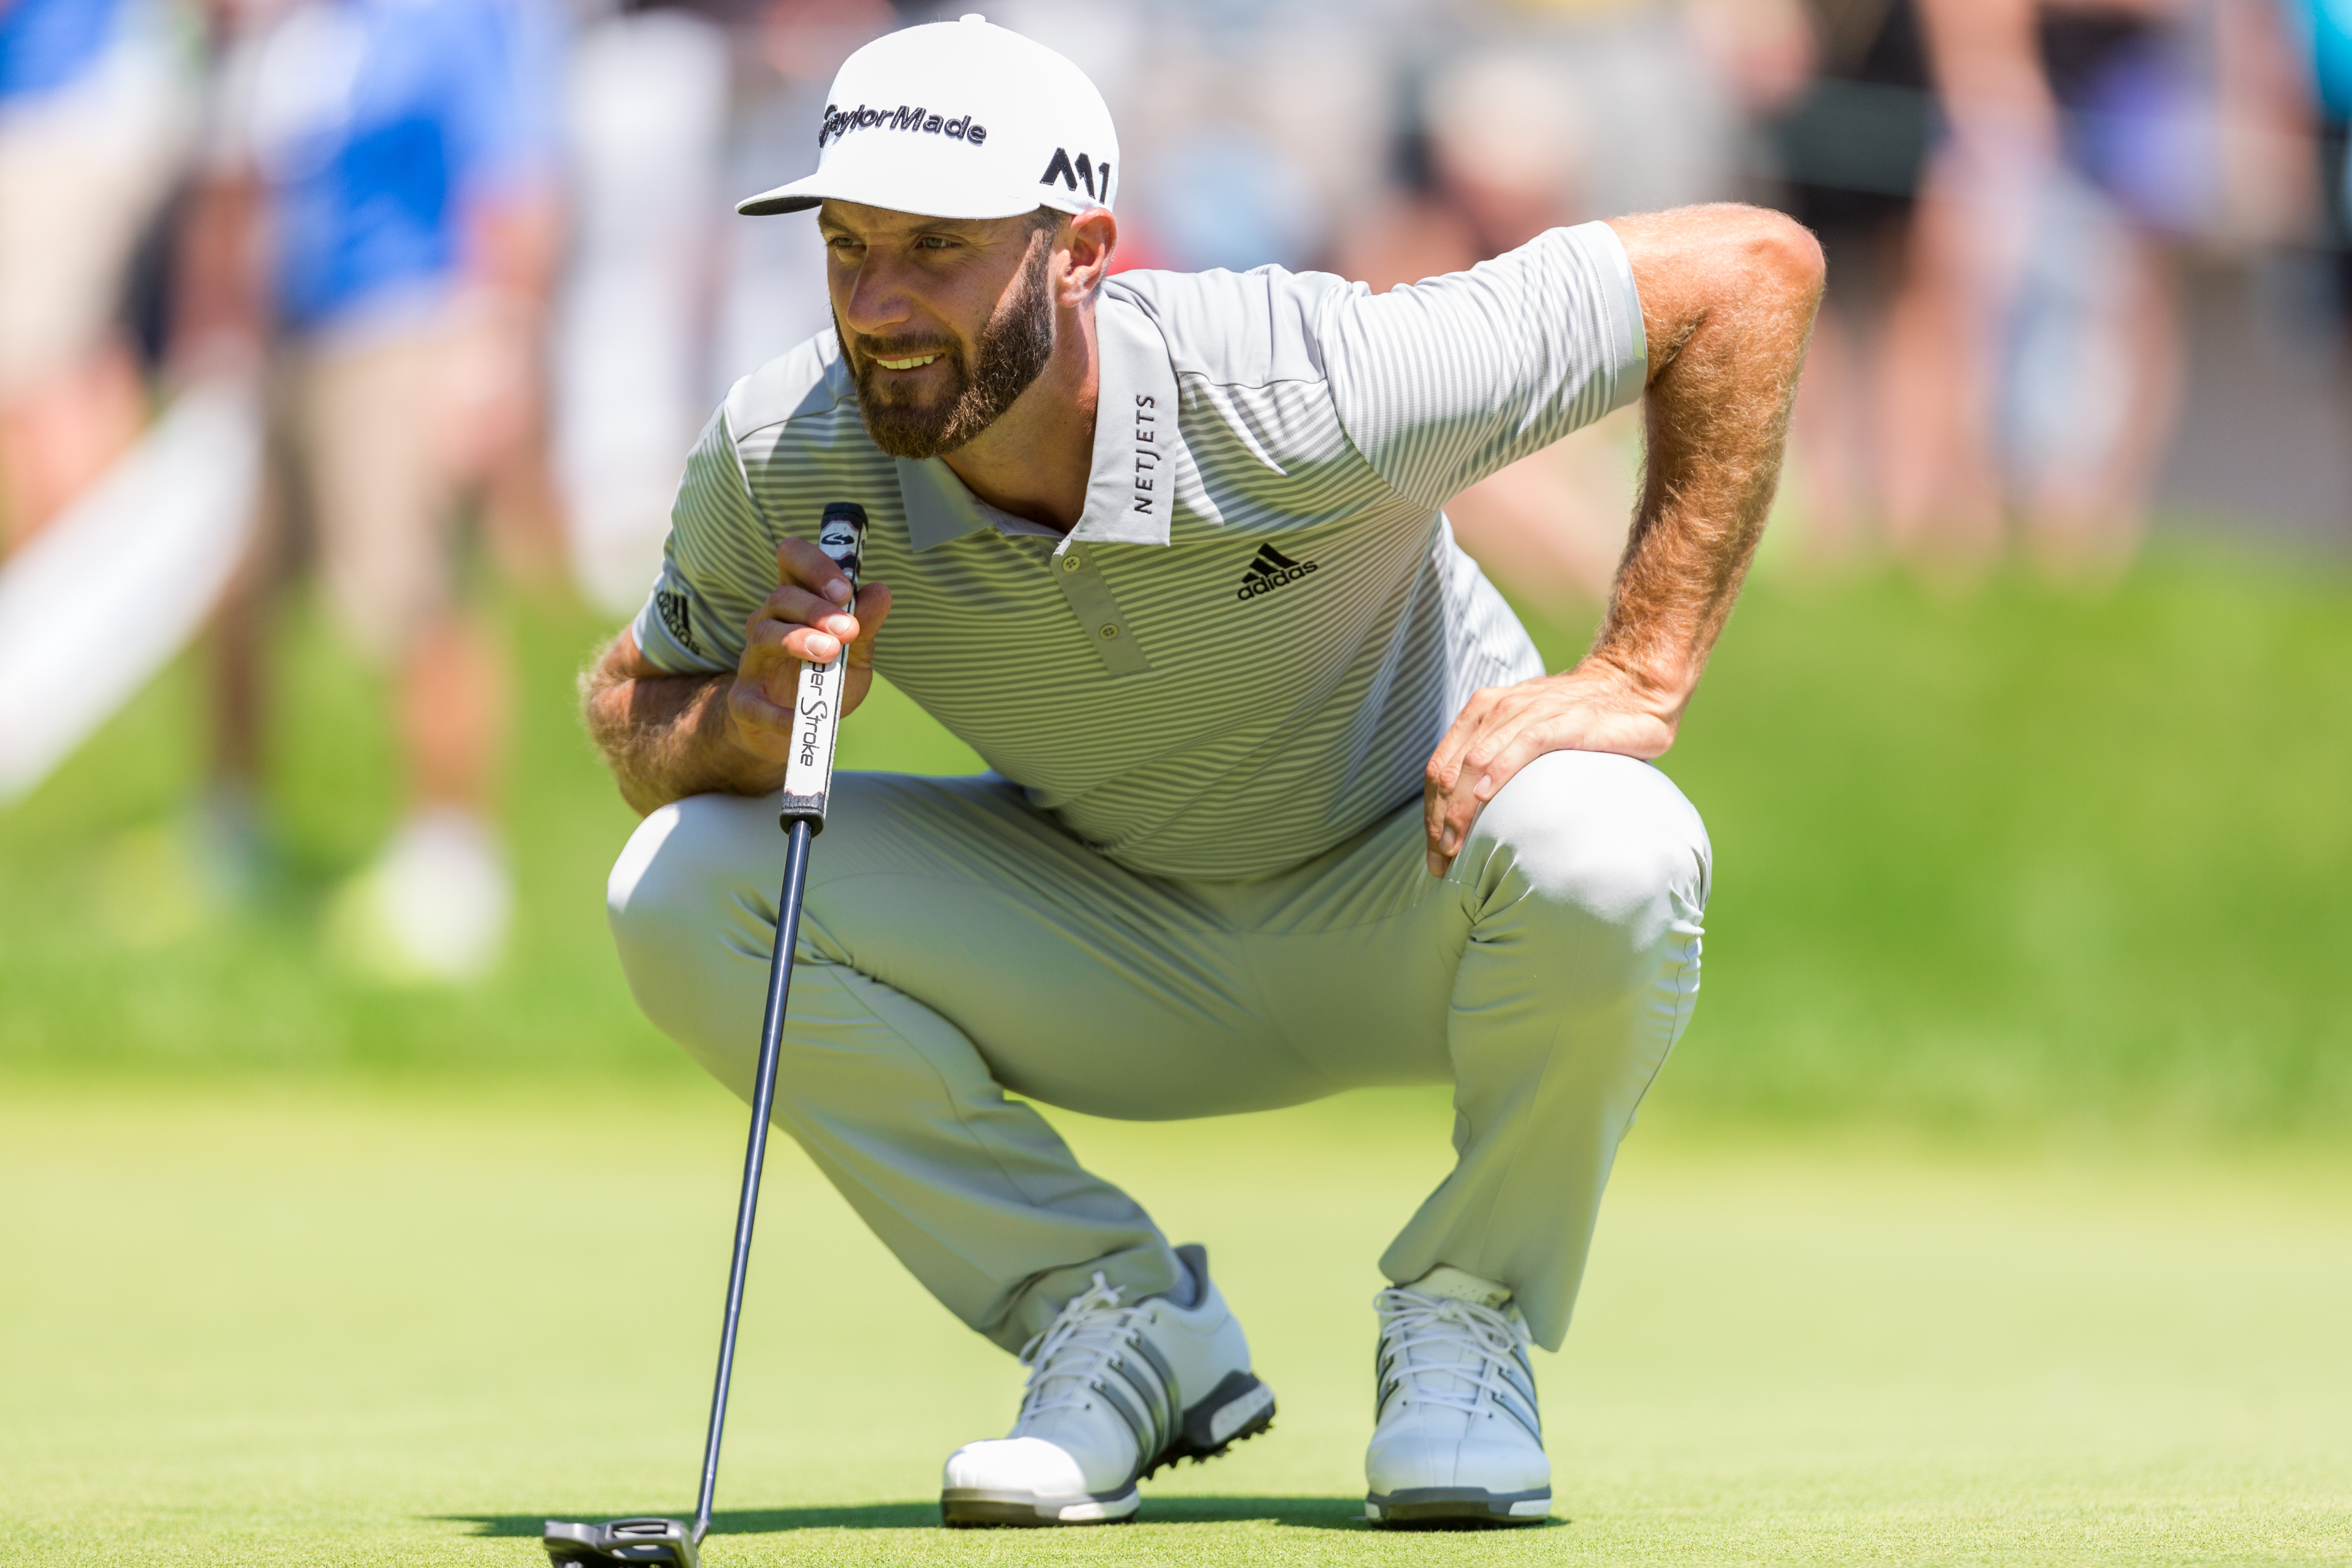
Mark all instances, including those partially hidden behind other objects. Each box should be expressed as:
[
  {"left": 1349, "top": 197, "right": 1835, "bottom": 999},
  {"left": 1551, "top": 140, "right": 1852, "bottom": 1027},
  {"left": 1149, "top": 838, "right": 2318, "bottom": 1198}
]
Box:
[
  {"left": 1425, "top": 203, "right": 1823, "bottom": 878},
  {"left": 1421, "top": 658, "right": 1675, "bottom": 877}
]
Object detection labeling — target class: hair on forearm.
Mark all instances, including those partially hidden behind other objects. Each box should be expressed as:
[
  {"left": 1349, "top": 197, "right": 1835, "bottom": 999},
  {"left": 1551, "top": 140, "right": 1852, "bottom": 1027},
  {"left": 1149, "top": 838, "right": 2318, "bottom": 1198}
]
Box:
[
  {"left": 1591, "top": 206, "right": 1822, "bottom": 702},
  {"left": 578, "top": 639, "right": 764, "bottom": 816}
]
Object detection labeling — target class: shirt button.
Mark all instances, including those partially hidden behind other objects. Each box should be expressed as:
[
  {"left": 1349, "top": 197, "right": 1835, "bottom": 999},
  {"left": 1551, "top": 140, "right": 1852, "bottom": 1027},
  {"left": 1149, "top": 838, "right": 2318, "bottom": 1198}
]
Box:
[
  {"left": 1099, "top": 624, "right": 1119, "bottom": 639},
  {"left": 1063, "top": 556, "right": 1082, "bottom": 572}
]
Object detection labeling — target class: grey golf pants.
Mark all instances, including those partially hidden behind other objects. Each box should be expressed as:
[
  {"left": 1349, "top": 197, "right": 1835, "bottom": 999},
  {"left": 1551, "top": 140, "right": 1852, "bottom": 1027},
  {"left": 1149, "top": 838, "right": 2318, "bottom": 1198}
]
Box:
[{"left": 607, "top": 749, "right": 1709, "bottom": 1354}]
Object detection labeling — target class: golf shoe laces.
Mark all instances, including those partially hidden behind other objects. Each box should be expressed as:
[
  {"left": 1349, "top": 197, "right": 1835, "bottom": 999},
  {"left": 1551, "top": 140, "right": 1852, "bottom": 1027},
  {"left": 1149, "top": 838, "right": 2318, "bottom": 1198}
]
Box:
[
  {"left": 1372, "top": 1287, "right": 1541, "bottom": 1438},
  {"left": 1016, "top": 1273, "right": 1180, "bottom": 1461}
]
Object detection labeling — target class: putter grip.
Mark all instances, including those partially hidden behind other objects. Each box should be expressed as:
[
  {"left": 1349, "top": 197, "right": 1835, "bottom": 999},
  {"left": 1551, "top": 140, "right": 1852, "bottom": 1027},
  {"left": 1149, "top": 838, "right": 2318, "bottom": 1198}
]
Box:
[{"left": 777, "top": 501, "right": 868, "bottom": 829}]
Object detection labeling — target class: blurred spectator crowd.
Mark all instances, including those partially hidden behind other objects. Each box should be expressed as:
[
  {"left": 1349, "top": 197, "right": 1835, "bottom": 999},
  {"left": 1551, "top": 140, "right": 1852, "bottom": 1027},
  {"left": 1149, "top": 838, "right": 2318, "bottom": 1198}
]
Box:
[{"left": 1, "top": 0, "right": 2344, "bottom": 979}]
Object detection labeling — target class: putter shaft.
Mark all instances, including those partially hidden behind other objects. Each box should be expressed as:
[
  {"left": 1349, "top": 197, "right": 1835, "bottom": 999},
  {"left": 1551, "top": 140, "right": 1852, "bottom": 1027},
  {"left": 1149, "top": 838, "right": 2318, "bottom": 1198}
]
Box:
[
  {"left": 691, "top": 815, "right": 816, "bottom": 1547},
  {"left": 550, "top": 504, "right": 863, "bottom": 1566}
]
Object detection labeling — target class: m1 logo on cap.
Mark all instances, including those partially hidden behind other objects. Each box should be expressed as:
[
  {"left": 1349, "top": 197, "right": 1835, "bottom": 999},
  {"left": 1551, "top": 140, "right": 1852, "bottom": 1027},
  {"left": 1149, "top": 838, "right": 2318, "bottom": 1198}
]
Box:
[
  {"left": 1040, "top": 148, "right": 1111, "bottom": 204},
  {"left": 819, "top": 103, "right": 988, "bottom": 149}
]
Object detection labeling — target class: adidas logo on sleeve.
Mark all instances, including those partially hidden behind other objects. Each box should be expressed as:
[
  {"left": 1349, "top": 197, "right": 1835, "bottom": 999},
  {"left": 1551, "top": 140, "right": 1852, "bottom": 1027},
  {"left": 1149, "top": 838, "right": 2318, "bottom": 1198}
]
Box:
[
  {"left": 655, "top": 588, "right": 699, "bottom": 655},
  {"left": 1235, "top": 543, "right": 1319, "bottom": 602}
]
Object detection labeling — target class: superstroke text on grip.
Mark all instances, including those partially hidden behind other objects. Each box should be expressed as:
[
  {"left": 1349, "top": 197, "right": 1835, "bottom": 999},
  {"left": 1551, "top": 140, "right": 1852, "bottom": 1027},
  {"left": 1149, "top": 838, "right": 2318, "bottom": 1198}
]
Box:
[{"left": 777, "top": 502, "right": 868, "bottom": 829}]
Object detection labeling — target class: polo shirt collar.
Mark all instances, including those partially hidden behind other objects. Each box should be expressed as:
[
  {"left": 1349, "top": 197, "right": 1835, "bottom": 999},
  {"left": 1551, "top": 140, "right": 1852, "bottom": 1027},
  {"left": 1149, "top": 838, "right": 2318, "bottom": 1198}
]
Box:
[{"left": 894, "top": 293, "right": 1183, "bottom": 551}]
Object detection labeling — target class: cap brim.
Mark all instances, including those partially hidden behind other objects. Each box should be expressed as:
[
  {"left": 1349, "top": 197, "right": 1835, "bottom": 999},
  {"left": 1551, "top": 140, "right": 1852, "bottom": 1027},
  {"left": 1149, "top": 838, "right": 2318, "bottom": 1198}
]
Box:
[
  {"left": 737, "top": 171, "right": 842, "bottom": 215},
  {"left": 736, "top": 184, "right": 821, "bottom": 216},
  {"left": 735, "top": 170, "right": 1055, "bottom": 221}
]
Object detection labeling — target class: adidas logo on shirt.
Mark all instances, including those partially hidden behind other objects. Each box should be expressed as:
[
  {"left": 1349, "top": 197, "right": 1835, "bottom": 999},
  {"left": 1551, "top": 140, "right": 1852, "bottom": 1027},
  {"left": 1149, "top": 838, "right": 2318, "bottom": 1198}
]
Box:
[
  {"left": 1235, "top": 543, "right": 1319, "bottom": 602},
  {"left": 655, "top": 588, "right": 698, "bottom": 655}
]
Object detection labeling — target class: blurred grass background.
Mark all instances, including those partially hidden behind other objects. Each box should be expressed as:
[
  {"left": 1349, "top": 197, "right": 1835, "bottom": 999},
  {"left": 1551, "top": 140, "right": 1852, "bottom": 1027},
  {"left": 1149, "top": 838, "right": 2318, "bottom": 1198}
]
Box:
[{"left": 6, "top": 543, "right": 2347, "bottom": 1142}]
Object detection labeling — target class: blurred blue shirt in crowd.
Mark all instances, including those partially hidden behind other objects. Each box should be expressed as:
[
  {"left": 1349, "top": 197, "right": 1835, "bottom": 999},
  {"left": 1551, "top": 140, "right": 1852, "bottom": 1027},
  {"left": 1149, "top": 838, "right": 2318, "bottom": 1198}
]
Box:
[
  {"left": 228, "top": 0, "right": 559, "bottom": 333},
  {"left": 2300, "top": 0, "right": 2352, "bottom": 119},
  {"left": 0, "top": 0, "right": 124, "bottom": 99}
]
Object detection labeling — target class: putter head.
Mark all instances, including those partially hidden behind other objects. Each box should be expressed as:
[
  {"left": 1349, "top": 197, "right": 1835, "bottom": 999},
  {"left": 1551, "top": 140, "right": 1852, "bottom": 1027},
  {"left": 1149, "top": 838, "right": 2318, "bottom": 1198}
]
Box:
[{"left": 543, "top": 1517, "right": 700, "bottom": 1567}]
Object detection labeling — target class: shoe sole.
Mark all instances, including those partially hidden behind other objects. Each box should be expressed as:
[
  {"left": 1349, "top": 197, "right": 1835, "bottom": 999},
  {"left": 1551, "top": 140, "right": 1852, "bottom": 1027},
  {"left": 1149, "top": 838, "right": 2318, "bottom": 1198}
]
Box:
[
  {"left": 937, "top": 1488, "right": 1141, "bottom": 1527},
  {"left": 941, "top": 1372, "right": 1277, "bottom": 1527},
  {"left": 1366, "top": 1486, "right": 1552, "bottom": 1526}
]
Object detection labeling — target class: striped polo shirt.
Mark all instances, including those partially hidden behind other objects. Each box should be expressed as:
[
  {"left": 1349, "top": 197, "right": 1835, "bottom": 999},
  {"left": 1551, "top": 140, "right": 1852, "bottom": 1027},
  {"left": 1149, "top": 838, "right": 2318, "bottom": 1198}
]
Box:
[{"left": 631, "top": 220, "right": 1646, "bottom": 881}]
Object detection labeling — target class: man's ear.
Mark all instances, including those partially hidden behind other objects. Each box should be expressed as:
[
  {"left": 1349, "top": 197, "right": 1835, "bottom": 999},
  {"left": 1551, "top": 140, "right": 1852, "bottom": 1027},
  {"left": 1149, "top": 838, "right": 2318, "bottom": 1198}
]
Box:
[{"left": 1061, "top": 208, "right": 1119, "bottom": 300}]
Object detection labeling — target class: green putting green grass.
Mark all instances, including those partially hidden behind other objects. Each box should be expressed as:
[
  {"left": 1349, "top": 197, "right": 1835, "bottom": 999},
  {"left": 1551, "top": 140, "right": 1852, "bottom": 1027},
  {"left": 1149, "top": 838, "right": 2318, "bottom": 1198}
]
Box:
[{"left": 3, "top": 1087, "right": 2347, "bottom": 1566}]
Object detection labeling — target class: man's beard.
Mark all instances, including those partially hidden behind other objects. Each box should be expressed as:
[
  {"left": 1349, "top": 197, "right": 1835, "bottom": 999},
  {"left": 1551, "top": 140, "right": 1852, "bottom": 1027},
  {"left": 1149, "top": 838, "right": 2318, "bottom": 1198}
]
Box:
[{"left": 843, "top": 239, "right": 1056, "bottom": 460}]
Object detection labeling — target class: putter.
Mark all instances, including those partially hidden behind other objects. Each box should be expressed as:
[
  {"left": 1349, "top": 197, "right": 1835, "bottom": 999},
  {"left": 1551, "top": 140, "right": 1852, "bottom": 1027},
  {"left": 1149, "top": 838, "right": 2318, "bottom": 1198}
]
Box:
[{"left": 546, "top": 502, "right": 870, "bottom": 1568}]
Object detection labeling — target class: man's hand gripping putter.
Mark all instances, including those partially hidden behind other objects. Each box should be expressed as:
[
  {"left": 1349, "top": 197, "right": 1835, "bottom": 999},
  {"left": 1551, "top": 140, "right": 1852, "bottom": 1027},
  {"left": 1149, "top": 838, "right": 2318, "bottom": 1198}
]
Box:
[
  {"left": 543, "top": 502, "right": 868, "bottom": 1568},
  {"left": 778, "top": 501, "right": 867, "bottom": 829}
]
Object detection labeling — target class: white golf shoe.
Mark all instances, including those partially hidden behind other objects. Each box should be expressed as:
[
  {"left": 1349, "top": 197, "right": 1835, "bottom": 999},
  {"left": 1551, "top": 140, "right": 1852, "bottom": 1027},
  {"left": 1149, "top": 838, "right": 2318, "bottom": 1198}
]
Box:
[
  {"left": 1364, "top": 1268, "right": 1552, "bottom": 1526},
  {"left": 940, "top": 1244, "right": 1275, "bottom": 1526}
]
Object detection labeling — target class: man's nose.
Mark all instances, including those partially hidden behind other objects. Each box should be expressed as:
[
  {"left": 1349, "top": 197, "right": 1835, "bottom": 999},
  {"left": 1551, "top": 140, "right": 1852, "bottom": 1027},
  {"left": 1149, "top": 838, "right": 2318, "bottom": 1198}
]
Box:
[{"left": 838, "top": 255, "right": 920, "bottom": 338}]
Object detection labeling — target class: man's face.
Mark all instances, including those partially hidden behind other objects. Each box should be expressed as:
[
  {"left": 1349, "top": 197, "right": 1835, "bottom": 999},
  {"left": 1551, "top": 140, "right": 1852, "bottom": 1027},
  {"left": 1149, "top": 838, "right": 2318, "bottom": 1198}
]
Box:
[{"left": 819, "top": 202, "right": 1058, "bottom": 459}]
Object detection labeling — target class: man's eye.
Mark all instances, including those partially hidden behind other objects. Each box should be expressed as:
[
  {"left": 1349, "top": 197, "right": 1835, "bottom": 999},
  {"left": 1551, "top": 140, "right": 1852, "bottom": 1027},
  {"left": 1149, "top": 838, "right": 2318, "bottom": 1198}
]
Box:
[{"left": 917, "top": 236, "right": 952, "bottom": 250}]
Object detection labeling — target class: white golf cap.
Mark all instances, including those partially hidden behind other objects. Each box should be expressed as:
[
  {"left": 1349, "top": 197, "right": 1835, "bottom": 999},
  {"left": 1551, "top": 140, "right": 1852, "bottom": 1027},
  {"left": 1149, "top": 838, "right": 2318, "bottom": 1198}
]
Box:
[{"left": 737, "top": 13, "right": 1119, "bottom": 221}]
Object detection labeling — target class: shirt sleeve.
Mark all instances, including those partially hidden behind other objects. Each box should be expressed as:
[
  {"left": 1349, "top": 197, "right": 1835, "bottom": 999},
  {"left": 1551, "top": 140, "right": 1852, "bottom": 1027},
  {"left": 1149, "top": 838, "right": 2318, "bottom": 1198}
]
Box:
[
  {"left": 1318, "top": 220, "right": 1647, "bottom": 510},
  {"left": 628, "top": 406, "right": 772, "bottom": 677}
]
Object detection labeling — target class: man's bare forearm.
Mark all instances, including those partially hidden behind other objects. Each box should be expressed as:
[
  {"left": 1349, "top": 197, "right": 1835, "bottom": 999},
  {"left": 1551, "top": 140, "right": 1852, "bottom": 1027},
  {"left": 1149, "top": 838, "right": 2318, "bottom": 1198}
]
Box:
[
  {"left": 580, "top": 637, "right": 783, "bottom": 815},
  {"left": 1596, "top": 206, "right": 1824, "bottom": 713}
]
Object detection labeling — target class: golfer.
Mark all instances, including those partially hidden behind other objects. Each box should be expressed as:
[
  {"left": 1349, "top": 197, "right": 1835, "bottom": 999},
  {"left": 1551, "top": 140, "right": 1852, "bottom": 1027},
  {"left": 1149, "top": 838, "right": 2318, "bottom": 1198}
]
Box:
[{"left": 587, "top": 15, "right": 1821, "bottom": 1529}]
